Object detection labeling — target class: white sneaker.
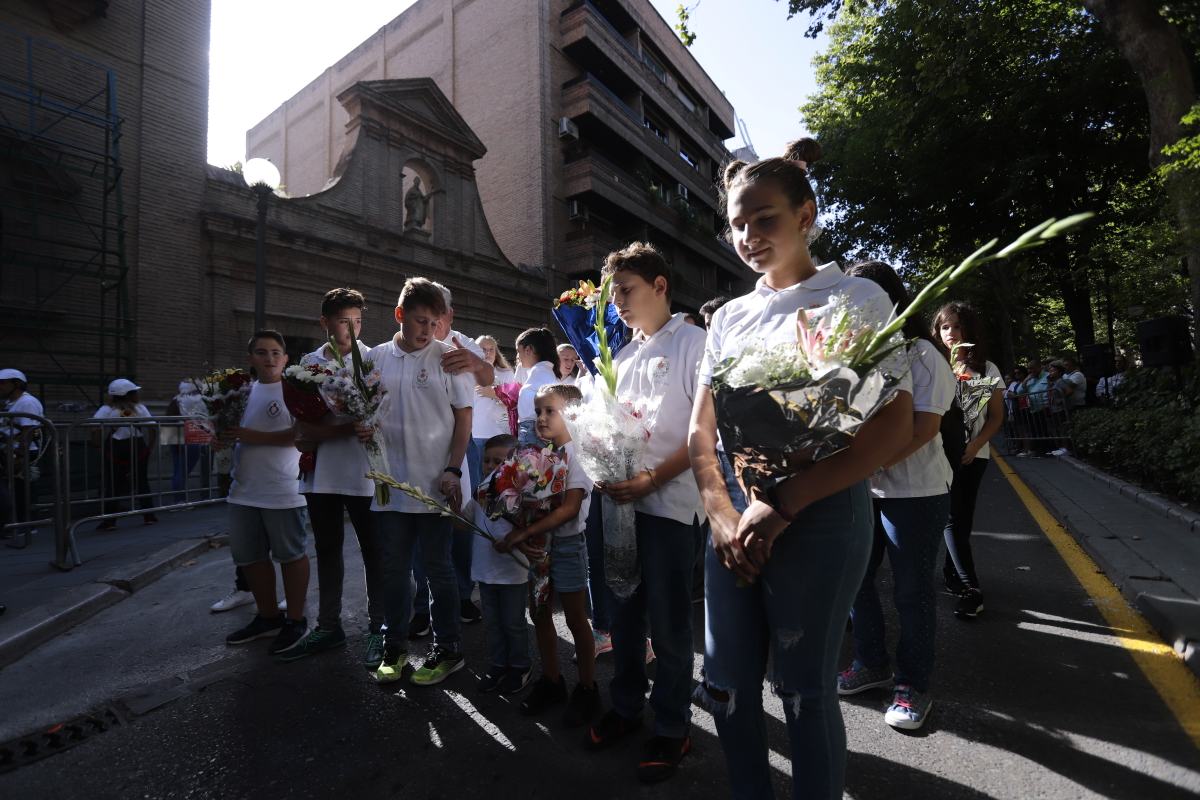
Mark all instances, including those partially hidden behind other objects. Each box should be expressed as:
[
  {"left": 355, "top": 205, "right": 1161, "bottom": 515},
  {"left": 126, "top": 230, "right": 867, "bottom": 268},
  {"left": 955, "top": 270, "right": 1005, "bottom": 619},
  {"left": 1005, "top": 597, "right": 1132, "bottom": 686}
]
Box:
[
  {"left": 885, "top": 685, "right": 933, "bottom": 731},
  {"left": 278, "top": 599, "right": 287, "bottom": 612},
  {"left": 210, "top": 589, "right": 255, "bottom": 613}
]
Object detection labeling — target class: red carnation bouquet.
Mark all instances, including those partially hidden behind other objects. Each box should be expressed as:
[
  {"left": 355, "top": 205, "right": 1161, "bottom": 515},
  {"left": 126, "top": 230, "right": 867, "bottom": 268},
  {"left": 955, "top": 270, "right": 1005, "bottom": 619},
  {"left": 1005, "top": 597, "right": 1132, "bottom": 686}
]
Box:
[
  {"left": 282, "top": 363, "right": 334, "bottom": 477},
  {"left": 477, "top": 444, "right": 569, "bottom": 608}
]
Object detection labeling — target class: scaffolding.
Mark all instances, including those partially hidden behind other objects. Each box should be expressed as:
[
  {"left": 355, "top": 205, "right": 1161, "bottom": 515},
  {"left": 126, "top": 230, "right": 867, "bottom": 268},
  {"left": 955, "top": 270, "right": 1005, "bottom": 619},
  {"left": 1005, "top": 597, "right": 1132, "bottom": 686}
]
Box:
[{"left": 0, "top": 23, "right": 131, "bottom": 404}]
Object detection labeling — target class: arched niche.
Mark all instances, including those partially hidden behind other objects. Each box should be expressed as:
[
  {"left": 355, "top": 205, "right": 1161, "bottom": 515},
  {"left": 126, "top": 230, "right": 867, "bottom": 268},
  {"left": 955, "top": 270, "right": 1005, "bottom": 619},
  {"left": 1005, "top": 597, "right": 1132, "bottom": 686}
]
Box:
[{"left": 401, "top": 159, "right": 438, "bottom": 235}]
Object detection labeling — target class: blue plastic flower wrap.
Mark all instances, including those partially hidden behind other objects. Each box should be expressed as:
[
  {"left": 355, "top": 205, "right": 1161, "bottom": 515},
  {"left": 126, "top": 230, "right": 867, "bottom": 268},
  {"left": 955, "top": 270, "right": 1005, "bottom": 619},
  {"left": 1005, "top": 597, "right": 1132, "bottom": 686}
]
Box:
[{"left": 552, "top": 302, "right": 630, "bottom": 377}]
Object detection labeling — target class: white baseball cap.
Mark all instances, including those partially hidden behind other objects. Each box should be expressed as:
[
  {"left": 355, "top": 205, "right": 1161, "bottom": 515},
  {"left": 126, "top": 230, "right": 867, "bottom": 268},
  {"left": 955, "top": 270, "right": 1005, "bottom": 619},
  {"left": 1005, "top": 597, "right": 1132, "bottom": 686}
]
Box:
[
  {"left": 178, "top": 380, "right": 198, "bottom": 394},
  {"left": 107, "top": 378, "right": 141, "bottom": 396},
  {"left": 0, "top": 369, "right": 27, "bottom": 383}
]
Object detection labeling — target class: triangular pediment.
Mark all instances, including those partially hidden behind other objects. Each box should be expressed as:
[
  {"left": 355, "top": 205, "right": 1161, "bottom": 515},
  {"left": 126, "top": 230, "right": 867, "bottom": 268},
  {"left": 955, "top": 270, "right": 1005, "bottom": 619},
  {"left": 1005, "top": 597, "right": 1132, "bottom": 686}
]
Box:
[{"left": 337, "top": 78, "right": 487, "bottom": 161}]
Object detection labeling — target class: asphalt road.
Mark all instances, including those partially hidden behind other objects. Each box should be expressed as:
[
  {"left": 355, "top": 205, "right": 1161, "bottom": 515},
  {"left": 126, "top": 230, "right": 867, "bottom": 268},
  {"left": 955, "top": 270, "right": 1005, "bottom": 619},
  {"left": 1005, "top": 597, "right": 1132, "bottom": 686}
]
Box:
[{"left": 1, "top": 465, "right": 1197, "bottom": 799}]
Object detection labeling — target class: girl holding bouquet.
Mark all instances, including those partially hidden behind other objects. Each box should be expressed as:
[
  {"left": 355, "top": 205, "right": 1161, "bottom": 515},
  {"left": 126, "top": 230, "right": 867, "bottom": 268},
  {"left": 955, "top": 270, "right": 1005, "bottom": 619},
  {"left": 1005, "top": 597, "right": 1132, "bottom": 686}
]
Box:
[
  {"left": 470, "top": 335, "right": 517, "bottom": 489},
  {"left": 688, "top": 139, "right": 913, "bottom": 800},
  {"left": 932, "top": 302, "right": 1005, "bottom": 620}
]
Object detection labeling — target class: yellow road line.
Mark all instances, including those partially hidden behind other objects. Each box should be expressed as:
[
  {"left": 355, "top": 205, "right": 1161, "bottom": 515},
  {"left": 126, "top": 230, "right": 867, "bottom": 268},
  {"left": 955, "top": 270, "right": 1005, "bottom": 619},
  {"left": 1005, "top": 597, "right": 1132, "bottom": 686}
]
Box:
[{"left": 994, "top": 454, "right": 1200, "bottom": 750}]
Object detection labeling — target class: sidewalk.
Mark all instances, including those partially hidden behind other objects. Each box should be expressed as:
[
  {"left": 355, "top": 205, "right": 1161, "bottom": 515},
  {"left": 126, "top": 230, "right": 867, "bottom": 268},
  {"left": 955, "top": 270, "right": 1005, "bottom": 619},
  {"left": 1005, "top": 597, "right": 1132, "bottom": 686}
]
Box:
[
  {"left": 0, "top": 504, "right": 229, "bottom": 668},
  {"left": 1002, "top": 450, "right": 1200, "bottom": 676}
]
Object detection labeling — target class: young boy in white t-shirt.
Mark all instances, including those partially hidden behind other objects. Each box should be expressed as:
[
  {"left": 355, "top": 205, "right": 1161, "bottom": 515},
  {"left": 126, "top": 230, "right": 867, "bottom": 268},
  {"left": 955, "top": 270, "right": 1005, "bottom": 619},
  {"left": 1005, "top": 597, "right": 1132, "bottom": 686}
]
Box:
[
  {"left": 223, "top": 330, "right": 310, "bottom": 656},
  {"left": 469, "top": 433, "right": 534, "bottom": 696},
  {"left": 368, "top": 277, "right": 475, "bottom": 688},
  {"left": 498, "top": 383, "right": 599, "bottom": 728},
  {"left": 584, "top": 243, "right": 706, "bottom": 781},
  {"left": 276, "top": 288, "right": 387, "bottom": 669}
]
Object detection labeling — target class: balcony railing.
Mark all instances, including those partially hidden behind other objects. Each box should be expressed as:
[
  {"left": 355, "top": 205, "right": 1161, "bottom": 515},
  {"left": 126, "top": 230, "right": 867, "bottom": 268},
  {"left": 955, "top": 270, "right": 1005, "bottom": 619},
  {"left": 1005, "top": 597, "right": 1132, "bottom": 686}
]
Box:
[{"left": 560, "top": 1, "right": 729, "bottom": 163}]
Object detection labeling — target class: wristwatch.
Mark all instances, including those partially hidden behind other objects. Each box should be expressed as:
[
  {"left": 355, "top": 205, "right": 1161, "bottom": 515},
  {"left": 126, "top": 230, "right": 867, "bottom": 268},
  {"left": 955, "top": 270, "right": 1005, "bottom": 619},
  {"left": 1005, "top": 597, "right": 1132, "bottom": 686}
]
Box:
[{"left": 443, "top": 466, "right": 463, "bottom": 478}]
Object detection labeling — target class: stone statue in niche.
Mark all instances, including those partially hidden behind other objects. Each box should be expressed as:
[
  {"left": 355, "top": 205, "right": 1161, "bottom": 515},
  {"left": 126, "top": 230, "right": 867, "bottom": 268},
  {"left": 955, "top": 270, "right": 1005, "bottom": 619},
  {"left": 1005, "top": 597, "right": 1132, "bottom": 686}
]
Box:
[{"left": 404, "top": 176, "right": 428, "bottom": 230}]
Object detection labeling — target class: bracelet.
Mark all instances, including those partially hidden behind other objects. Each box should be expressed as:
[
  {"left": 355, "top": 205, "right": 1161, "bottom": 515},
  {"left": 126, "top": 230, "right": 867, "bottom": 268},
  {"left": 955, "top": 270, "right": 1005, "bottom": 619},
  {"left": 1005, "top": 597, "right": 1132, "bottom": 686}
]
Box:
[
  {"left": 443, "top": 466, "right": 463, "bottom": 478},
  {"left": 645, "top": 468, "right": 660, "bottom": 489}
]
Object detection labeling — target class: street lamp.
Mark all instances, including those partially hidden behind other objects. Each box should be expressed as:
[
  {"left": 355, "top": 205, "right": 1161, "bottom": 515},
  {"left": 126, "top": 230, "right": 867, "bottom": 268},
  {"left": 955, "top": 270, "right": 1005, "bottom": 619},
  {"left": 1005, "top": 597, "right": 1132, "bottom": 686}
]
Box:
[{"left": 243, "top": 157, "right": 281, "bottom": 332}]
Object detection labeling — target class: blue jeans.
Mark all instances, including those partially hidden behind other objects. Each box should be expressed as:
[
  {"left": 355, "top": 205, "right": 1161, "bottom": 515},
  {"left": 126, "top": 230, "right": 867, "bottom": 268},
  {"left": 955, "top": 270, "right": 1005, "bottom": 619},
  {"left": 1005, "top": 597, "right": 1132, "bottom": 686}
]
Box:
[
  {"left": 697, "top": 457, "right": 873, "bottom": 800},
  {"left": 479, "top": 582, "right": 531, "bottom": 671},
  {"left": 851, "top": 494, "right": 950, "bottom": 693},
  {"left": 584, "top": 499, "right": 614, "bottom": 632},
  {"left": 378, "top": 512, "right": 461, "bottom": 650},
  {"left": 467, "top": 436, "right": 487, "bottom": 493},
  {"left": 517, "top": 419, "right": 540, "bottom": 446},
  {"left": 412, "top": 530, "right": 474, "bottom": 613},
  {"left": 610, "top": 511, "right": 698, "bottom": 738}
]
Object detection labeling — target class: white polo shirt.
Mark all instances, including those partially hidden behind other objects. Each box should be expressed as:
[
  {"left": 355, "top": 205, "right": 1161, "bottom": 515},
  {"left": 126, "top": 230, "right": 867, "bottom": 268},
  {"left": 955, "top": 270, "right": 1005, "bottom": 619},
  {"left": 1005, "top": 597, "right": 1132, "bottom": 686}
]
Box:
[
  {"left": 3, "top": 392, "right": 43, "bottom": 450},
  {"left": 299, "top": 343, "right": 374, "bottom": 497},
  {"left": 228, "top": 381, "right": 305, "bottom": 510},
  {"left": 518, "top": 361, "right": 558, "bottom": 422},
  {"left": 369, "top": 335, "right": 475, "bottom": 514},
  {"left": 467, "top": 501, "right": 528, "bottom": 585},
  {"left": 93, "top": 403, "right": 154, "bottom": 441},
  {"left": 614, "top": 313, "right": 706, "bottom": 525},
  {"left": 871, "top": 339, "right": 955, "bottom": 498}
]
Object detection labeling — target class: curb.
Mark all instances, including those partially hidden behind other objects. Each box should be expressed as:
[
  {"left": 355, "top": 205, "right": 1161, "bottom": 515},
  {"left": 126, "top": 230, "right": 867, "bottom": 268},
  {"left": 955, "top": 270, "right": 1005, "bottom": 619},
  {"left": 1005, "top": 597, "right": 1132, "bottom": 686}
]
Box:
[
  {"left": 0, "top": 533, "right": 229, "bottom": 671},
  {"left": 0, "top": 584, "right": 128, "bottom": 670},
  {"left": 1057, "top": 455, "right": 1200, "bottom": 534},
  {"left": 98, "top": 535, "right": 226, "bottom": 594}
]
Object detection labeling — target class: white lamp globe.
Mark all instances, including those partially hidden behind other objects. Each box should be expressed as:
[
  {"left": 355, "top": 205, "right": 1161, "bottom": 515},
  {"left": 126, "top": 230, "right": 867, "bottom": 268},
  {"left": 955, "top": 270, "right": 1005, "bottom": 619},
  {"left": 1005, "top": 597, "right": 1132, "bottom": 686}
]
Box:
[{"left": 243, "top": 157, "right": 281, "bottom": 191}]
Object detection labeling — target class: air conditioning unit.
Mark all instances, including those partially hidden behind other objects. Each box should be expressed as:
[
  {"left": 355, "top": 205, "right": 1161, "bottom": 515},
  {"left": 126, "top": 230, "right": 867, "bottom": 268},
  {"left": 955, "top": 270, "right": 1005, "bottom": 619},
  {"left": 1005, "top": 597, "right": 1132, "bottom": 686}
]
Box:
[
  {"left": 558, "top": 117, "right": 580, "bottom": 141},
  {"left": 676, "top": 184, "right": 689, "bottom": 201},
  {"left": 568, "top": 199, "right": 587, "bottom": 221}
]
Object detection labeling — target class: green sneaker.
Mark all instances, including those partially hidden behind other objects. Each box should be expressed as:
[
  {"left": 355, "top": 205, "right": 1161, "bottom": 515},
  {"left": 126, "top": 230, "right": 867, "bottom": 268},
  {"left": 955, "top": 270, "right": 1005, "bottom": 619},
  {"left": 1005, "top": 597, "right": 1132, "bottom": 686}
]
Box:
[
  {"left": 362, "top": 631, "right": 386, "bottom": 671},
  {"left": 275, "top": 626, "right": 346, "bottom": 663},
  {"left": 410, "top": 646, "right": 465, "bottom": 686},
  {"left": 372, "top": 646, "right": 409, "bottom": 684}
]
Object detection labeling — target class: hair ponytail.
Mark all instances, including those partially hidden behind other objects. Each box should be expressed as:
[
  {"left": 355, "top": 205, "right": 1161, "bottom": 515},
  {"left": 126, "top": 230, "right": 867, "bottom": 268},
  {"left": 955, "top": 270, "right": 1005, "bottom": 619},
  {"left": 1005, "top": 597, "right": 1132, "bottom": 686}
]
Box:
[{"left": 720, "top": 137, "right": 822, "bottom": 217}]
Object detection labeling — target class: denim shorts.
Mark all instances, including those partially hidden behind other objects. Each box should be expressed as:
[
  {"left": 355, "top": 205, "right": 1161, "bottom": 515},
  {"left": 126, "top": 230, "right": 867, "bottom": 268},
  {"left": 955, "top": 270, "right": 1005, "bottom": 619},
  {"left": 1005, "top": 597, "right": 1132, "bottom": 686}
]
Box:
[
  {"left": 228, "top": 504, "right": 308, "bottom": 565},
  {"left": 549, "top": 533, "right": 588, "bottom": 593}
]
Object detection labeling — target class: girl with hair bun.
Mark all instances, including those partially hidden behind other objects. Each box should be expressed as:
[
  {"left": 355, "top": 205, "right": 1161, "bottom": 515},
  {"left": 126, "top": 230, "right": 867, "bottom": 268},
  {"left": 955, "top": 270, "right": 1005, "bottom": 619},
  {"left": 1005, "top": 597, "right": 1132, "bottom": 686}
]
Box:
[
  {"left": 514, "top": 328, "right": 561, "bottom": 445},
  {"left": 689, "top": 139, "right": 914, "bottom": 799}
]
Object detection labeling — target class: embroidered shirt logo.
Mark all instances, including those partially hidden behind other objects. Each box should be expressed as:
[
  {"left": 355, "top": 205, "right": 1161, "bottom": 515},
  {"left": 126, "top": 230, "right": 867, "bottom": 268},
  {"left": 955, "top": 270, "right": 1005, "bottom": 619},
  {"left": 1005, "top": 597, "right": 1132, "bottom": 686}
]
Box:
[
  {"left": 415, "top": 367, "right": 430, "bottom": 388},
  {"left": 651, "top": 356, "right": 671, "bottom": 387},
  {"left": 267, "top": 400, "right": 282, "bottom": 418}
]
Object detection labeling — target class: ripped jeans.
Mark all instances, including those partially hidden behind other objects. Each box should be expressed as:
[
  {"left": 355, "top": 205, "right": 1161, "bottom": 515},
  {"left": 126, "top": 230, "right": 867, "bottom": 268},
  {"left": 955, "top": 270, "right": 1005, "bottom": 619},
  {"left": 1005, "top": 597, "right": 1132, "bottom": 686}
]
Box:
[{"left": 697, "top": 454, "right": 873, "bottom": 800}]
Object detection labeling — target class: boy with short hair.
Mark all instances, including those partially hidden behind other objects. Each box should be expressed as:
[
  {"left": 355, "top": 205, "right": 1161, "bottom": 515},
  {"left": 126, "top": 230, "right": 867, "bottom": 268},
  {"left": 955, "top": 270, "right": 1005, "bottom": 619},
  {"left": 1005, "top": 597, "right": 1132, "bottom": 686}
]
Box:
[
  {"left": 469, "top": 433, "right": 534, "bottom": 695},
  {"left": 499, "top": 383, "right": 599, "bottom": 727},
  {"left": 370, "top": 278, "right": 475, "bottom": 686},
  {"left": 224, "top": 330, "right": 311, "bottom": 655},
  {"left": 278, "top": 288, "right": 387, "bottom": 668},
  {"left": 585, "top": 242, "right": 706, "bottom": 783}
]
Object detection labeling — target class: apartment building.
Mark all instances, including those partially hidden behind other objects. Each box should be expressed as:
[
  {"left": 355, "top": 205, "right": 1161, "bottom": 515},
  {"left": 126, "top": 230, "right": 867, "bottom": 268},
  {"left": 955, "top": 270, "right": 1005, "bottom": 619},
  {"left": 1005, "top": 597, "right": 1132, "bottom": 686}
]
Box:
[{"left": 247, "top": 0, "right": 752, "bottom": 313}]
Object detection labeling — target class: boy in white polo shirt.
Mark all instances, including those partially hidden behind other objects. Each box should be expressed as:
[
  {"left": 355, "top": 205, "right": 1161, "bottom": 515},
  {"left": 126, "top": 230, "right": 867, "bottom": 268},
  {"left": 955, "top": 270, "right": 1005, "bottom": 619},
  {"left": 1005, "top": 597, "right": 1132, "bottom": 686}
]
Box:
[
  {"left": 369, "top": 278, "right": 475, "bottom": 687},
  {"left": 584, "top": 243, "right": 706, "bottom": 783},
  {"left": 277, "top": 288, "right": 387, "bottom": 669},
  {"left": 224, "top": 330, "right": 310, "bottom": 655}
]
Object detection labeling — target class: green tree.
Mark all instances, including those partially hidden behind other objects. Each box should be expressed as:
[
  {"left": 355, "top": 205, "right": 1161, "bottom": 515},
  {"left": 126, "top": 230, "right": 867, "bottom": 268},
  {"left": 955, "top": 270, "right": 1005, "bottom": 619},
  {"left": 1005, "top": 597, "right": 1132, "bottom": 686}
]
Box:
[{"left": 800, "top": 0, "right": 1152, "bottom": 364}]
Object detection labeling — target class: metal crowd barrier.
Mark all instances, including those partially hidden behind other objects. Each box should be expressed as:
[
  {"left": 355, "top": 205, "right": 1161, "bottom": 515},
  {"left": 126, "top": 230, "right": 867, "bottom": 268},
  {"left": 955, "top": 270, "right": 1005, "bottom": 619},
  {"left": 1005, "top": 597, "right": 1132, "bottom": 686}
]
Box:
[
  {"left": 1, "top": 411, "right": 68, "bottom": 566},
  {"left": 1003, "top": 388, "right": 1073, "bottom": 454},
  {"left": 2, "top": 413, "right": 228, "bottom": 570}
]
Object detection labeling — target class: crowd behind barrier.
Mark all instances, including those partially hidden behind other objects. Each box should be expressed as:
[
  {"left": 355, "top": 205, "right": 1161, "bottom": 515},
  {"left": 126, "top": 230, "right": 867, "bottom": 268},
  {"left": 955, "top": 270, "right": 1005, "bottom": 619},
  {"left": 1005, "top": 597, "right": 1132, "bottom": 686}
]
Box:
[
  {"left": 1, "top": 412, "right": 226, "bottom": 571},
  {"left": 1000, "top": 388, "right": 1073, "bottom": 455}
]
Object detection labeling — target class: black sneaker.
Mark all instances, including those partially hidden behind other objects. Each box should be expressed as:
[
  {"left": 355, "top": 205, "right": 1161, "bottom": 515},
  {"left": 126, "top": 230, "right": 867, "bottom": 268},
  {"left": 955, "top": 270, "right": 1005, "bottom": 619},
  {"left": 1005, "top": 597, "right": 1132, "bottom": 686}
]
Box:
[
  {"left": 586, "top": 708, "right": 643, "bottom": 750},
  {"left": 519, "top": 675, "right": 567, "bottom": 716},
  {"left": 954, "top": 589, "right": 984, "bottom": 620},
  {"left": 563, "top": 682, "right": 601, "bottom": 728},
  {"left": 637, "top": 735, "right": 692, "bottom": 783},
  {"left": 410, "top": 646, "right": 465, "bottom": 686},
  {"left": 943, "top": 573, "right": 970, "bottom": 598},
  {"left": 500, "top": 666, "right": 533, "bottom": 696},
  {"left": 408, "top": 612, "right": 431, "bottom": 639},
  {"left": 478, "top": 665, "right": 506, "bottom": 693},
  {"left": 226, "top": 614, "right": 284, "bottom": 645},
  {"left": 460, "top": 600, "right": 483, "bottom": 624},
  {"left": 268, "top": 617, "right": 309, "bottom": 655}
]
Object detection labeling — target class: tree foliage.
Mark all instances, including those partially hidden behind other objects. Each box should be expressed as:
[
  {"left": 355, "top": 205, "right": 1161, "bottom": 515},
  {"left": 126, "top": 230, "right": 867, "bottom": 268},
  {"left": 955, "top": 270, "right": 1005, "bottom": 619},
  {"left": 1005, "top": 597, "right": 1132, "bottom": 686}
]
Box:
[{"left": 801, "top": 0, "right": 1162, "bottom": 365}]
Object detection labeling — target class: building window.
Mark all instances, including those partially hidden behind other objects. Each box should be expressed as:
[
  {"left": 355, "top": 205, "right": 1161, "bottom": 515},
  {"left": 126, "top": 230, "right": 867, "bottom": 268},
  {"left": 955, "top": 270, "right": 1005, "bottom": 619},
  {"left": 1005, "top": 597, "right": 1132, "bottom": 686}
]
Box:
[
  {"left": 642, "top": 51, "right": 668, "bottom": 84},
  {"left": 644, "top": 116, "right": 668, "bottom": 144},
  {"left": 675, "top": 88, "right": 697, "bottom": 114},
  {"left": 678, "top": 146, "right": 698, "bottom": 170}
]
